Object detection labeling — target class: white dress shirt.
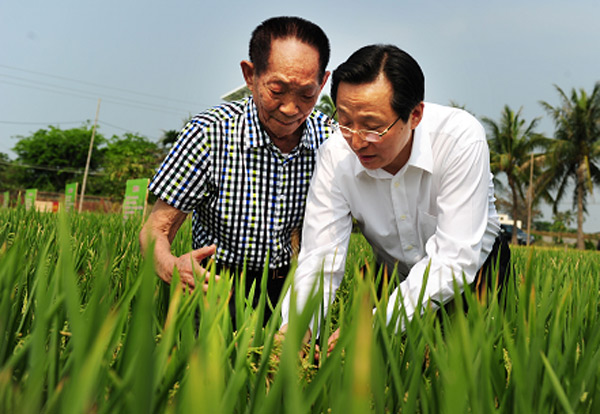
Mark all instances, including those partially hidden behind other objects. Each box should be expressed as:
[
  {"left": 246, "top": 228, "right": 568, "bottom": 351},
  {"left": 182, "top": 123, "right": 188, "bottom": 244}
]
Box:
[{"left": 281, "top": 102, "right": 501, "bottom": 329}]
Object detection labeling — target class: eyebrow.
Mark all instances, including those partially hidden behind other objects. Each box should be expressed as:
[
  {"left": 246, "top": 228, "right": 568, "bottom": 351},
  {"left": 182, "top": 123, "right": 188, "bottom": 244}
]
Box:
[
  {"left": 338, "top": 111, "right": 386, "bottom": 125},
  {"left": 266, "top": 77, "right": 320, "bottom": 91}
]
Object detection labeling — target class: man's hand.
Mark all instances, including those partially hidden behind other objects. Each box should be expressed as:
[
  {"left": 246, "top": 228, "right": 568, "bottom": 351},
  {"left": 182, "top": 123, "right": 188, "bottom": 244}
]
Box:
[
  {"left": 276, "top": 324, "right": 319, "bottom": 360},
  {"left": 277, "top": 324, "right": 312, "bottom": 344},
  {"left": 327, "top": 327, "right": 340, "bottom": 356},
  {"left": 140, "top": 200, "right": 220, "bottom": 292},
  {"left": 171, "top": 245, "right": 219, "bottom": 292}
]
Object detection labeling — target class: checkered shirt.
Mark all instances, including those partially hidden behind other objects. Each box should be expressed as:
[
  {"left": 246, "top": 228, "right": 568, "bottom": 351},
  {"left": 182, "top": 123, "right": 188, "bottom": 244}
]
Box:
[{"left": 149, "top": 97, "right": 333, "bottom": 271}]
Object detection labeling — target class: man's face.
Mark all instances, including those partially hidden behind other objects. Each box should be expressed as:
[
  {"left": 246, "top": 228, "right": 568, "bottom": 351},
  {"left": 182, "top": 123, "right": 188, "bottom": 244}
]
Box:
[
  {"left": 242, "top": 37, "right": 329, "bottom": 142},
  {"left": 335, "top": 74, "right": 423, "bottom": 174}
]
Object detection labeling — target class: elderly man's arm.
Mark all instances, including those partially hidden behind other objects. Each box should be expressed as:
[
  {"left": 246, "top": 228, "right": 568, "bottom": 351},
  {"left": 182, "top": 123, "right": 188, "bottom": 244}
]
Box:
[{"left": 139, "top": 199, "right": 217, "bottom": 291}]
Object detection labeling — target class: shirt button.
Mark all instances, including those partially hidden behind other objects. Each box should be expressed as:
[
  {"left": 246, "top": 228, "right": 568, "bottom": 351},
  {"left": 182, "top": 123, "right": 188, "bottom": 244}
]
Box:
[
  {"left": 405, "top": 245, "right": 413, "bottom": 251},
  {"left": 400, "top": 215, "right": 406, "bottom": 220},
  {"left": 394, "top": 182, "right": 400, "bottom": 188}
]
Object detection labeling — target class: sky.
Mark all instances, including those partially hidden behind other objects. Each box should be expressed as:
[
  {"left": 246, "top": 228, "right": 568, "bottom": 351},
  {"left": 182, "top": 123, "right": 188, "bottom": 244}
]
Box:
[{"left": 1, "top": 0, "right": 599, "bottom": 232}]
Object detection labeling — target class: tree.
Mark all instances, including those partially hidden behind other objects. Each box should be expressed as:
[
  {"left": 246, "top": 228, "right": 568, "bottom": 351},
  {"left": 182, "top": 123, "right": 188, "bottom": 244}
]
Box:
[
  {"left": 539, "top": 83, "right": 600, "bottom": 249},
  {"left": 448, "top": 100, "right": 476, "bottom": 116},
  {"left": 0, "top": 152, "right": 17, "bottom": 190},
  {"left": 315, "top": 94, "right": 335, "bottom": 118},
  {"left": 158, "top": 115, "right": 193, "bottom": 159},
  {"left": 482, "top": 106, "right": 551, "bottom": 245},
  {"left": 92, "top": 133, "right": 161, "bottom": 199},
  {"left": 12, "top": 125, "right": 106, "bottom": 192},
  {"left": 221, "top": 85, "right": 251, "bottom": 102},
  {"left": 159, "top": 129, "right": 179, "bottom": 150}
]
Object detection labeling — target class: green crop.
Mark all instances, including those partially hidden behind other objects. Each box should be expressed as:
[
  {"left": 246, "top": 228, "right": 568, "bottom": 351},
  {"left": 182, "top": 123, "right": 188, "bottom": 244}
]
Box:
[{"left": 1, "top": 206, "right": 599, "bottom": 413}]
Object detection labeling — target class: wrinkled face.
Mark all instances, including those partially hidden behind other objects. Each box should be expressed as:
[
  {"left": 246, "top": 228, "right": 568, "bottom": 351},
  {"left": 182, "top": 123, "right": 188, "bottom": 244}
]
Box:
[
  {"left": 335, "top": 74, "right": 423, "bottom": 174},
  {"left": 242, "top": 37, "right": 329, "bottom": 142}
]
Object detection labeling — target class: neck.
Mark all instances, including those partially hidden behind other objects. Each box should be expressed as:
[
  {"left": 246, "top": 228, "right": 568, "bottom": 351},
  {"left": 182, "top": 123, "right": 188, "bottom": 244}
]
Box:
[
  {"left": 268, "top": 125, "right": 304, "bottom": 153},
  {"left": 383, "top": 132, "right": 414, "bottom": 175}
]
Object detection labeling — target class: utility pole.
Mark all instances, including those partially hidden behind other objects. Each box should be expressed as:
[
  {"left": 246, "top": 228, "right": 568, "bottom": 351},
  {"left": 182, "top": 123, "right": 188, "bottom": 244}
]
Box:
[{"left": 79, "top": 98, "right": 101, "bottom": 213}]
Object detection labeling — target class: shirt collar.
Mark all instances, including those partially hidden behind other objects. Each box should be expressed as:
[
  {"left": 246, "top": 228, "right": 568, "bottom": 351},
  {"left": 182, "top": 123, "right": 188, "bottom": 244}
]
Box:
[
  {"left": 243, "top": 96, "right": 317, "bottom": 151},
  {"left": 409, "top": 121, "right": 433, "bottom": 174}
]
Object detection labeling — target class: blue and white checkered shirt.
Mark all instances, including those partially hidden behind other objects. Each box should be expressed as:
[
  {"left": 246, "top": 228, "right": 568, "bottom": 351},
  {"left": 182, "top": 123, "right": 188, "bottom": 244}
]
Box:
[{"left": 149, "top": 97, "right": 333, "bottom": 271}]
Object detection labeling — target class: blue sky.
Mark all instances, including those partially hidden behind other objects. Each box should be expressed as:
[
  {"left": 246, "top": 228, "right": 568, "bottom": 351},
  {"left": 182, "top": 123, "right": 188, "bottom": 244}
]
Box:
[{"left": 1, "top": 1, "right": 599, "bottom": 231}]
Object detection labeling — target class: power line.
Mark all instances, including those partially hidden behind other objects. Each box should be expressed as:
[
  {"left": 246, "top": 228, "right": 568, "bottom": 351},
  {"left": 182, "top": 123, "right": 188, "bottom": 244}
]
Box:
[
  {"left": 97, "top": 120, "right": 161, "bottom": 140},
  {"left": 0, "top": 159, "right": 105, "bottom": 176},
  {"left": 0, "top": 120, "right": 84, "bottom": 125},
  {"left": 0, "top": 119, "right": 161, "bottom": 141},
  {"left": 0, "top": 73, "right": 194, "bottom": 113},
  {"left": 0, "top": 78, "right": 193, "bottom": 116},
  {"left": 0, "top": 64, "right": 208, "bottom": 107}
]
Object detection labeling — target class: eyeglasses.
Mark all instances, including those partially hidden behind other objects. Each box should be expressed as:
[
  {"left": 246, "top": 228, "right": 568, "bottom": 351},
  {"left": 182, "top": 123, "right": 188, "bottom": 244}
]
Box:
[{"left": 329, "top": 109, "right": 402, "bottom": 143}]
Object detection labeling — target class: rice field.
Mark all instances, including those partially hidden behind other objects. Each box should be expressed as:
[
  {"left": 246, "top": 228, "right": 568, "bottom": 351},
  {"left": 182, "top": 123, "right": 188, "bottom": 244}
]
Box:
[{"left": 1, "top": 206, "right": 599, "bottom": 413}]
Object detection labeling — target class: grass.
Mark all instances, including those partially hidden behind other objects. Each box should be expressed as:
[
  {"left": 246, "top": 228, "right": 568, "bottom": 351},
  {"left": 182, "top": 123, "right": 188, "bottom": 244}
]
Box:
[{"left": 1, "top": 206, "right": 599, "bottom": 413}]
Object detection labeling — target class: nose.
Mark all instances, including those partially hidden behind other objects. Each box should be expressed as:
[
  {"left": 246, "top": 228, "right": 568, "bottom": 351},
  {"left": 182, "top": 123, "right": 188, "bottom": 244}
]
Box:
[
  {"left": 349, "top": 132, "right": 369, "bottom": 151},
  {"left": 279, "top": 99, "right": 300, "bottom": 117}
]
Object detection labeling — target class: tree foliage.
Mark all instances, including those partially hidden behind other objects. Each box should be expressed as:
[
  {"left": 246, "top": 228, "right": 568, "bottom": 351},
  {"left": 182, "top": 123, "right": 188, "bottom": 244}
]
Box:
[
  {"left": 11, "top": 125, "right": 106, "bottom": 192},
  {"left": 482, "top": 106, "right": 551, "bottom": 244},
  {"left": 0, "top": 152, "right": 17, "bottom": 190},
  {"left": 90, "top": 133, "right": 161, "bottom": 199},
  {"left": 6, "top": 125, "right": 162, "bottom": 200},
  {"left": 315, "top": 94, "right": 336, "bottom": 118},
  {"left": 539, "top": 82, "right": 600, "bottom": 249}
]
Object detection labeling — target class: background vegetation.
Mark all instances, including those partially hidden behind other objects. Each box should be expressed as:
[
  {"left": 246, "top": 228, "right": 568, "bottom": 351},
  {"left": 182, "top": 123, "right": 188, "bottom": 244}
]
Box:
[{"left": 1, "top": 81, "right": 599, "bottom": 247}]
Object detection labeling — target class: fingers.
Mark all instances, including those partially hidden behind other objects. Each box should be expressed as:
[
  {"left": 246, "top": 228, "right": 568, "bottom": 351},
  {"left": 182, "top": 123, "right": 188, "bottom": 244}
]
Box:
[
  {"left": 327, "top": 328, "right": 340, "bottom": 355},
  {"left": 173, "top": 245, "right": 218, "bottom": 293},
  {"left": 179, "top": 273, "right": 196, "bottom": 293},
  {"left": 191, "top": 244, "right": 217, "bottom": 262},
  {"left": 191, "top": 245, "right": 218, "bottom": 292},
  {"left": 312, "top": 344, "right": 321, "bottom": 361}
]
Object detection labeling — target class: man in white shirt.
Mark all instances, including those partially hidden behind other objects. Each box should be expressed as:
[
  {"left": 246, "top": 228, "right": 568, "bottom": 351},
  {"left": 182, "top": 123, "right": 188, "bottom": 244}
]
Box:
[{"left": 281, "top": 44, "right": 510, "bottom": 349}]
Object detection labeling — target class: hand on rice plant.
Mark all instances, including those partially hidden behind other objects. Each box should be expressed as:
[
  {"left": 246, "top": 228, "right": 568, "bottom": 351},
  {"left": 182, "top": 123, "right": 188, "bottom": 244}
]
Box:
[
  {"left": 327, "top": 327, "right": 340, "bottom": 355},
  {"left": 140, "top": 200, "right": 221, "bottom": 292},
  {"left": 276, "top": 324, "right": 320, "bottom": 360},
  {"left": 172, "top": 244, "right": 220, "bottom": 292}
]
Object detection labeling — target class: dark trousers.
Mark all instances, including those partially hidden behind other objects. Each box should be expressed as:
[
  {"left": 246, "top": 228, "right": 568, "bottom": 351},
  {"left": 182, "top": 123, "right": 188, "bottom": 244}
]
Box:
[
  {"left": 219, "top": 265, "right": 289, "bottom": 329},
  {"left": 372, "top": 232, "right": 512, "bottom": 313},
  {"left": 473, "top": 231, "right": 512, "bottom": 296},
  {"left": 440, "top": 231, "right": 512, "bottom": 316}
]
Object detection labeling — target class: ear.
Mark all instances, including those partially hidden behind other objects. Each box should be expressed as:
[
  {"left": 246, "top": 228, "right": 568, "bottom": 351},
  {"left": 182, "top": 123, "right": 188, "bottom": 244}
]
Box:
[
  {"left": 318, "top": 70, "right": 331, "bottom": 92},
  {"left": 240, "top": 60, "right": 255, "bottom": 93},
  {"left": 409, "top": 102, "right": 425, "bottom": 130}
]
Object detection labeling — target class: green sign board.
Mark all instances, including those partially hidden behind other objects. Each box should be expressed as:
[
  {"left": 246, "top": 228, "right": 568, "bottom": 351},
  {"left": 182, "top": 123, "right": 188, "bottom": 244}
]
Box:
[
  {"left": 122, "top": 178, "right": 149, "bottom": 219},
  {"left": 2, "top": 191, "right": 8, "bottom": 208},
  {"left": 65, "top": 182, "right": 78, "bottom": 212},
  {"left": 25, "top": 188, "right": 38, "bottom": 211}
]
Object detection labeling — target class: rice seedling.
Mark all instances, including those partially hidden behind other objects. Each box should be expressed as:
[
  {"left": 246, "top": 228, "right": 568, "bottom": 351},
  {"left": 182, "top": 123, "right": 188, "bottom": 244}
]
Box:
[{"left": 0, "top": 207, "right": 599, "bottom": 413}]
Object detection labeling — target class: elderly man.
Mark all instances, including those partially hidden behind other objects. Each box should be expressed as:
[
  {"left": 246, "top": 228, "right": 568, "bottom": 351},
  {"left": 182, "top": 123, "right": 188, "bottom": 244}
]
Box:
[
  {"left": 140, "top": 16, "right": 332, "bottom": 324},
  {"left": 282, "top": 44, "right": 510, "bottom": 347}
]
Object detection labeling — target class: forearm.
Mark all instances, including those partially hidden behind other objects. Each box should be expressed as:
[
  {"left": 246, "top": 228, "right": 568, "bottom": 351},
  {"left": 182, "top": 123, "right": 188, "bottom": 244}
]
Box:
[
  {"left": 385, "top": 223, "right": 491, "bottom": 330},
  {"left": 149, "top": 234, "right": 179, "bottom": 283},
  {"left": 139, "top": 200, "right": 188, "bottom": 283}
]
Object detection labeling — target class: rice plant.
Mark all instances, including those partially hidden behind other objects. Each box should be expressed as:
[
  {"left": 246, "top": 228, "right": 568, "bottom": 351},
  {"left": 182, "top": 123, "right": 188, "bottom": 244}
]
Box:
[{"left": 0, "top": 207, "right": 599, "bottom": 413}]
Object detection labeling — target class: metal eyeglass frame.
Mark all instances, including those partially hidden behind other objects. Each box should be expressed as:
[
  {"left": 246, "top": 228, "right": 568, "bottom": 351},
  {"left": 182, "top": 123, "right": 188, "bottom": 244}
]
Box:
[{"left": 329, "top": 109, "right": 402, "bottom": 143}]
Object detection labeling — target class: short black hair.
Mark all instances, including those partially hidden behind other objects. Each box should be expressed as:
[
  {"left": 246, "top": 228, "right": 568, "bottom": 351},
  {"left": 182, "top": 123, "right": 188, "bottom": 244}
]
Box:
[
  {"left": 331, "top": 44, "right": 424, "bottom": 122},
  {"left": 249, "top": 16, "right": 330, "bottom": 82}
]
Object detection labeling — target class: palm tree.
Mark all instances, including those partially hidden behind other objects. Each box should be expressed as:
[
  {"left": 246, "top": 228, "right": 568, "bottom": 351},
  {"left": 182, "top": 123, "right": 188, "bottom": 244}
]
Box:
[
  {"left": 483, "top": 106, "right": 551, "bottom": 245},
  {"left": 539, "top": 82, "right": 600, "bottom": 249}
]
